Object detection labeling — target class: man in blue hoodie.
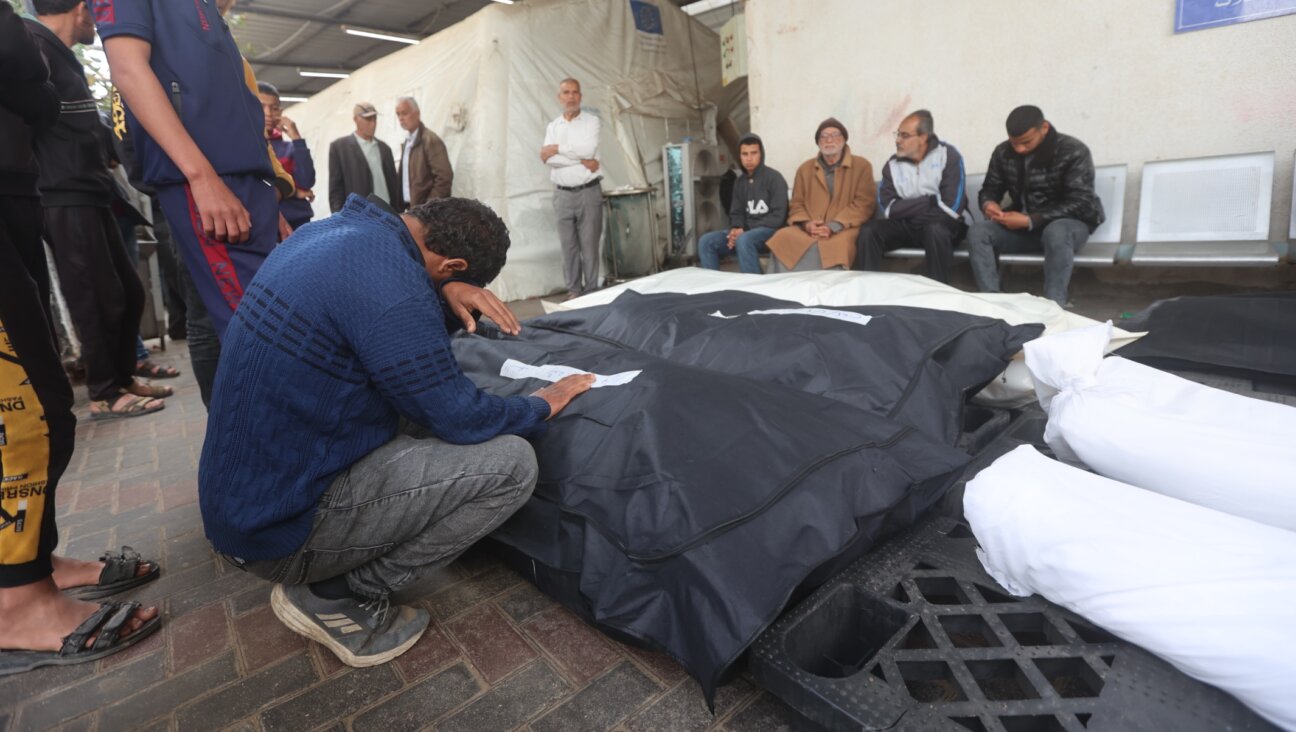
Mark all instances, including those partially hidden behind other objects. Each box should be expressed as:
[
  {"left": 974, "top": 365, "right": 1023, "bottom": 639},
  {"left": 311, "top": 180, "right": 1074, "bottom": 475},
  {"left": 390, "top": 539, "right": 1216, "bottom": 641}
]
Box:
[
  {"left": 698, "top": 134, "right": 789, "bottom": 274},
  {"left": 855, "top": 110, "right": 967, "bottom": 284}
]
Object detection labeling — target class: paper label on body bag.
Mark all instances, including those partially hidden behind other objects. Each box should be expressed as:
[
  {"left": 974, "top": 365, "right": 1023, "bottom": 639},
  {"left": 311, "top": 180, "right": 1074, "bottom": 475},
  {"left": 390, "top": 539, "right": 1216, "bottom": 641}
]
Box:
[
  {"left": 499, "top": 359, "right": 641, "bottom": 388},
  {"left": 708, "top": 307, "right": 872, "bottom": 326}
]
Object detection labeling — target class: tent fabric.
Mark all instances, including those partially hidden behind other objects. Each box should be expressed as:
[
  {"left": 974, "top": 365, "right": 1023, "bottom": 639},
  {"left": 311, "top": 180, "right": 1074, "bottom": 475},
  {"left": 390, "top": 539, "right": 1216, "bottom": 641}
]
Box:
[
  {"left": 549, "top": 268, "right": 1143, "bottom": 406},
  {"left": 453, "top": 324, "right": 969, "bottom": 702},
  {"left": 1114, "top": 292, "right": 1296, "bottom": 388},
  {"left": 1025, "top": 322, "right": 1296, "bottom": 532},
  {"left": 284, "top": 0, "right": 725, "bottom": 301},
  {"left": 965, "top": 445, "right": 1296, "bottom": 731},
  {"left": 527, "top": 289, "right": 1044, "bottom": 444}
]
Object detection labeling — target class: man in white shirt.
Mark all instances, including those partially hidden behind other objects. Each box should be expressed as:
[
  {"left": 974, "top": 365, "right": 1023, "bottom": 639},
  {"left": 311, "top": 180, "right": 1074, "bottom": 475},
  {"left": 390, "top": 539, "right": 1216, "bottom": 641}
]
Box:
[
  {"left": 328, "top": 103, "right": 401, "bottom": 212},
  {"left": 540, "top": 78, "right": 603, "bottom": 297}
]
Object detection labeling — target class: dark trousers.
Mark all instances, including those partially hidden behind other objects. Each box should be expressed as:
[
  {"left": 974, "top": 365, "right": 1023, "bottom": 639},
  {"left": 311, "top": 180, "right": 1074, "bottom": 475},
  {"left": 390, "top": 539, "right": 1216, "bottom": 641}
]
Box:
[
  {"left": 854, "top": 218, "right": 961, "bottom": 284},
  {"left": 149, "top": 197, "right": 188, "bottom": 339},
  {"left": 154, "top": 175, "right": 277, "bottom": 406},
  {"left": 154, "top": 175, "right": 278, "bottom": 341},
  {"left": 0, "top": 196, "right": 76, "bottom": 587},
  {"left": 43, "top": 205, "right": 146, "bottom": 402}
]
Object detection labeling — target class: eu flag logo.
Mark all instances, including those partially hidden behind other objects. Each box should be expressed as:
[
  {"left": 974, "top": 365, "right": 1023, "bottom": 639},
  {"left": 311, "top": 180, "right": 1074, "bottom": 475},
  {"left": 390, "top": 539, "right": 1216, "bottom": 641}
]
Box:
[{"left": 630, "top": 0, "right": 664, "bottom": 35}]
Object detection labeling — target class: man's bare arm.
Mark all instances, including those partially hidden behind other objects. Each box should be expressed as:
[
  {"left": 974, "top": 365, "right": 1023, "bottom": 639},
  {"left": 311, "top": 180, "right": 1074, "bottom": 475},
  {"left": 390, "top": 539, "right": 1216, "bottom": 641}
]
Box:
[{"left": 104, "top": 36, "right": 251, "bottom": 243}]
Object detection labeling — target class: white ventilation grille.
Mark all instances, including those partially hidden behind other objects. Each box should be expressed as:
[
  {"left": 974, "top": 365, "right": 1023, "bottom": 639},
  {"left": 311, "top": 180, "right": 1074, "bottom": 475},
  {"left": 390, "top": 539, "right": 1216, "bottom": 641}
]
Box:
[{"left": 1138, "top": 152, "right": 1274, "bottom": 242}]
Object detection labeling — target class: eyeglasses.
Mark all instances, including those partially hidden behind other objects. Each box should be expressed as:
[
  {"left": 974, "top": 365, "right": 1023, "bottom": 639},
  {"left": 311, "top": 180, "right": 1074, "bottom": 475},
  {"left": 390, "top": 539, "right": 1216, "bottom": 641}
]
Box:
[
  {"left": 818, "top": 131, "right": 844, "bottom": 142},
  {"left": 893, "top": 131, "right": 925, "bottom": 141}
]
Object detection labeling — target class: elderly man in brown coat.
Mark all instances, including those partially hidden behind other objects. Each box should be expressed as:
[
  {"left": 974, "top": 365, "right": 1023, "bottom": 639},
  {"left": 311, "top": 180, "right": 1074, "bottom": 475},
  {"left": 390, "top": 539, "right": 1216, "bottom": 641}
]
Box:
[
  {"left": 767, "top": 118, "right": 876, "bottom": 271},
  {"left": 396, "top": 96, "right": 453, "bottom": 206}
]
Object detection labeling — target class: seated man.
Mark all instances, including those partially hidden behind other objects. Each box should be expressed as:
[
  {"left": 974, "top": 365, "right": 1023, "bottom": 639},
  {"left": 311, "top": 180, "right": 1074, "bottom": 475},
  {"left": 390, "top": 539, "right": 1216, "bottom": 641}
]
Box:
[
  {"left": 767, "top": 118, "right": 875, "bottom": 272},
  {"left": 855, "top": 110, "right": 967, "bottom": 283},
  {"left": 698, "top": 134, "right": 788, "bottom": 274},
  {"left": 198, "top": 194, "right": 593, "bottom": 667},
  {"left": 966, "top": 105, "right": 1104, "bottom": 305}
]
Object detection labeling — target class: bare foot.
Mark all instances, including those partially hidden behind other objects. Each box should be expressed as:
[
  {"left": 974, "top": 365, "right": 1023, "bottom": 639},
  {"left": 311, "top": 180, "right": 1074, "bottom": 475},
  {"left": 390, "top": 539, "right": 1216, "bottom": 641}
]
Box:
[
  {"left": 0, "top": 578, "right": 158, "bottom": 652},
  {"left": 51, "top": 554, "right": 154, "bottom": 592}
]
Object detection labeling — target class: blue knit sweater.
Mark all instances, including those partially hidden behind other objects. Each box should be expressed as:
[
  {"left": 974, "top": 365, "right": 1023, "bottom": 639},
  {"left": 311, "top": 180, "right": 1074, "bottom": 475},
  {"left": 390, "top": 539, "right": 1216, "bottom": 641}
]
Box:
[{"left": 198, "top": 195, "right": 550, "bottom": 560}]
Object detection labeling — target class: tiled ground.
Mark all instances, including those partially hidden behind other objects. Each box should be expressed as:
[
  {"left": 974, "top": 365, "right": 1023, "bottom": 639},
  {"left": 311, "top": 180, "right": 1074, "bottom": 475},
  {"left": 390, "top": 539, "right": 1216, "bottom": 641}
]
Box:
[
  {"left": 2, "top": 303, "right": 813, "bottom": 732},
  {"left": 7, "top": 275, "right": 1279, "bottom": 732}
]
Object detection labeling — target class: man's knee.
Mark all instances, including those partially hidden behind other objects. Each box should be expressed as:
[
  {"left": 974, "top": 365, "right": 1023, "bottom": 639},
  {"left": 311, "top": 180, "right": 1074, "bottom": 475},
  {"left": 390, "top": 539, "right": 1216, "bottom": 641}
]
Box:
[
  {"left": 1041, "top": 219, "right": 1088, "bottom": 253},
  {"left": 965, "top": 222, "right": 996, "bottom": 250},
  {"left": 920, "top": 222, "right": 956, "bottom": 245},
  {"left": 493, "top": 435, "right": 538, "bottom": 501},
  {"left": 855, "top": 221, "right": 884, "bottom": 247}
]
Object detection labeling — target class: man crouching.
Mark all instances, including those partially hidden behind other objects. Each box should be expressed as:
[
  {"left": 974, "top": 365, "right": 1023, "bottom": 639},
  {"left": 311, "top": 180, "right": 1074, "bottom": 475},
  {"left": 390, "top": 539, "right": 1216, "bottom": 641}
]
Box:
[{"left": 198, "top": 193, "right": 593, "bottom": 666}]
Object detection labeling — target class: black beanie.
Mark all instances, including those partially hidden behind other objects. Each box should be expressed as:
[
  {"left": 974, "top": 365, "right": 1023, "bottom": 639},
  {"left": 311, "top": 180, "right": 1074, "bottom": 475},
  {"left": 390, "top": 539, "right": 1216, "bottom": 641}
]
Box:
[{"left": 814, "top": 117, "right": 848, "bottom": 143}]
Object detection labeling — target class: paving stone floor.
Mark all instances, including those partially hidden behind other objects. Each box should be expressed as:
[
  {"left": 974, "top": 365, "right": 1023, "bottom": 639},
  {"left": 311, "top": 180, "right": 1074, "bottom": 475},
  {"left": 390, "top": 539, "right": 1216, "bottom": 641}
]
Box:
[{"left": 9, "top": 274, "right": 1277, "bottom": 731}]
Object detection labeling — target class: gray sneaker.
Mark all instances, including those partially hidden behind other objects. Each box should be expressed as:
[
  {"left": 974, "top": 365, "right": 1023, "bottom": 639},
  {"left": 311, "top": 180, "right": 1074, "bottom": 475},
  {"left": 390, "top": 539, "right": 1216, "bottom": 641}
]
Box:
[{"left": 270, "top": 583, "right": 429, "bottom": 667}]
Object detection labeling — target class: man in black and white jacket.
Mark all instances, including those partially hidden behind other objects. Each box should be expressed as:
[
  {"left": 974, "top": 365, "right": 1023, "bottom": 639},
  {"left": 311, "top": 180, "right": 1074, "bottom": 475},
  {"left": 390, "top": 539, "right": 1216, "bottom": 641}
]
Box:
[
  {"left": 855, "top": 110, "right": 967, "bottom": 283},
  {"left": 698, "top": 133, "right": 788, "bottom": 274}
]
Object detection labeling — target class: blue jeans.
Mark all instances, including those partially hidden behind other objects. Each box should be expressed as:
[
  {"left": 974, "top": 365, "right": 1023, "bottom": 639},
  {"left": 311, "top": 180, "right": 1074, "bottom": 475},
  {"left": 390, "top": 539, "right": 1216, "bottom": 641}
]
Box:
[
  {"left": 966, "top": 219, "right": 1091, "bottom": 305},
  {"left": 698, "top": 227, "right": 775, "bottom": 274}
]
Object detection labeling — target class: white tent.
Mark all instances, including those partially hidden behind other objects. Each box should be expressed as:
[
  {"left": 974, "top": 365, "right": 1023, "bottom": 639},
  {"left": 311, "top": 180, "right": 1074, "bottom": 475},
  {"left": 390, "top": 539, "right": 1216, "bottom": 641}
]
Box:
[{"left": 287, "top": 0, "right": 727, "bottom": 301}]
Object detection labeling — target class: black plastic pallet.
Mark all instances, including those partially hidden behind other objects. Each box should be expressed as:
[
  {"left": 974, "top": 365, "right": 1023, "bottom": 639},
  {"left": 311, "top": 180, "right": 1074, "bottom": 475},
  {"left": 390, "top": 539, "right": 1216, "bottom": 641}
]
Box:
[{"left": 749, "top": 515, "right": 1275, "bottom": 731}]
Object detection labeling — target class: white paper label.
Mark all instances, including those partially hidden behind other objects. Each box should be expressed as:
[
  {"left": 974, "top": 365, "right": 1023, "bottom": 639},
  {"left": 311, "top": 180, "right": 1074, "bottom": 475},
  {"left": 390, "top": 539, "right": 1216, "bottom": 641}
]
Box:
[
  {"left": 499, "top": 359, "right": 641, "bottom": 388},
  {"left": 708, "top": 307, "right": 872, "bottom": 326}
]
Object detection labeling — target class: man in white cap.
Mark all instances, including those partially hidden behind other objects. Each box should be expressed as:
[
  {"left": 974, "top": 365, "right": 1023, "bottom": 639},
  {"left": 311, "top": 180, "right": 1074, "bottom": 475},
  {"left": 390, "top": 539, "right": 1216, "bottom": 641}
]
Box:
[{"left": 329, "top": 102, "right": 402, "bottom": 212}]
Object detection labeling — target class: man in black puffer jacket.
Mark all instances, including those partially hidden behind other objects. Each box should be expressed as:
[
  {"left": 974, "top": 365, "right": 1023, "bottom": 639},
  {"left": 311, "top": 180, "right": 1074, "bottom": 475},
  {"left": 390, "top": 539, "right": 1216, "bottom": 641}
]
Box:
[{"left": 967, "top": 105, "right": 1104, "bottom": 306}]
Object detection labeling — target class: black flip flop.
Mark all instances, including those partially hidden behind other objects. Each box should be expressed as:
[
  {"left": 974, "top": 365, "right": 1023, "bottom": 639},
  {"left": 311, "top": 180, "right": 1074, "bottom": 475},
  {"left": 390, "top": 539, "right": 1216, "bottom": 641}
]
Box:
[
  {"left": 67, "top": 546, "right": 161, "bottom": 600},
  {"left": 0, "top": 601, "right": 161, "bottom": 677}
]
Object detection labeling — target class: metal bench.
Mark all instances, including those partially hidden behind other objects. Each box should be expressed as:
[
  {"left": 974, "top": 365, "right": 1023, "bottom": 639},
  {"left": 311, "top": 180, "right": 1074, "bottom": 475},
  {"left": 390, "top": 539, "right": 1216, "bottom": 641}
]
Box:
[
  {"left": 885, "top": 166, "right": 1125, "bottom": 266},
  {"left": 1130, "top": 151, "right": 1283, "bottom": 266}
]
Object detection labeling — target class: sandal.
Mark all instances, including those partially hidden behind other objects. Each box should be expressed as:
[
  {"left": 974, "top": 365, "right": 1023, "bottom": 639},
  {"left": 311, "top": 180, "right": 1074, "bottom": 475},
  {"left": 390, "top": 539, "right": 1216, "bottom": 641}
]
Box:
[
  {"left": 89, "top": 392, "right": 164, "bottom": 421},
  {"left": 135, "top": 360, "right": 180, "bottom": 379},
  {"left": 0, "top": 601, "right": 161, "bottom": 677},
  {"left": 127, "top": 380, "right": 174, "bottom": 398},
  {"left": 67, "top": 547, "right": 161, "bottom": 600}
]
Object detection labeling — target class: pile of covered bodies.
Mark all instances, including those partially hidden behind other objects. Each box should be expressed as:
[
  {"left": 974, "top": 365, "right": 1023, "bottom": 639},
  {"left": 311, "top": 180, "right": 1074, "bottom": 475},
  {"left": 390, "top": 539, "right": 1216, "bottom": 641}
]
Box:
[
  {"left": 451, "top": 269, "right": 1126, "bottom": 701},
  {"left": 966, "top": 321, "right": 1296, "bottom": 730}
]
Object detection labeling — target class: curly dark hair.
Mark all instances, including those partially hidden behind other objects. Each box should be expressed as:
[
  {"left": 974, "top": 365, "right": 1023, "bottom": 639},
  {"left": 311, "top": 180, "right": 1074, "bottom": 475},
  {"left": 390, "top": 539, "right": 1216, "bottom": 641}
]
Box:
[
  {"left": 405, "top": 198, "right": 511, "bottom": 286},
  {"left": 33, "top": 0, "right": 84, "bottom": 14}
]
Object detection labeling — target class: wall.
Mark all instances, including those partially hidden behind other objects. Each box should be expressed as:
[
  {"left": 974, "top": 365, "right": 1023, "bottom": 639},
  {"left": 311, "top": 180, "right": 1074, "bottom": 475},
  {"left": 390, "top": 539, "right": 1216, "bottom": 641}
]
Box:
[{"left": 745, "top": 1, "right": 1296, "bottom": 243}]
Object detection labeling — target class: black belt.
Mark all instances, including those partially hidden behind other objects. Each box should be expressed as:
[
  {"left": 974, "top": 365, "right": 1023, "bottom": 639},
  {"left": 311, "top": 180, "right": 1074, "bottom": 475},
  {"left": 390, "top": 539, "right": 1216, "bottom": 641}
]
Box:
[{"left": 556, "top": 178, "right": 601, "bottom": 192}]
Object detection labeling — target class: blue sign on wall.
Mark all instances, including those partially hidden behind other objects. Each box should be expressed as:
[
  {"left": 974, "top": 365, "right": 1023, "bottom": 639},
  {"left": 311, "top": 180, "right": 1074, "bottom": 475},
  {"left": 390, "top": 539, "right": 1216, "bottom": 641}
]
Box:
[
  {"left": 630, "top": 0, "right": 664, "bottom": 35},
  {"left": 1175, "top": 0, "right": 1296, "bottom": 33}
]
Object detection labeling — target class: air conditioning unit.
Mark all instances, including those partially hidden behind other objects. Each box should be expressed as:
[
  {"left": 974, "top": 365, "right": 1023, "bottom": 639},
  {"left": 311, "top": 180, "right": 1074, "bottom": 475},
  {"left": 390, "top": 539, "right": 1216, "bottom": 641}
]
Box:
[{"left": 663, "top": 142, "right": 731, "bottom": 260}]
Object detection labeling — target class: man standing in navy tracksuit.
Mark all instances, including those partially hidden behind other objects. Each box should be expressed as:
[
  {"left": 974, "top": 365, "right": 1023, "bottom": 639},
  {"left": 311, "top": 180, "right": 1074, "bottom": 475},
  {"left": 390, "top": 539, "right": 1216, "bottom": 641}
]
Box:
[{"left": 92, "top": 0, "right": 279, "bottom": 401}]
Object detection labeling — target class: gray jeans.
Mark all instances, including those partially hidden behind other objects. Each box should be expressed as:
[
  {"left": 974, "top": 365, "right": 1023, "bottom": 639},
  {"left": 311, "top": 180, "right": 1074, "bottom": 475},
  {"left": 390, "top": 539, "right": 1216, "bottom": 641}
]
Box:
[
  {"left": 965, "top": 218, "right": 1091, "bottom": 305},
  {"left": 553, "top": 183, "right": 603, "bottom": 295},
  {"left": 244, "top": 430, "right": 538, "bottom": 600}
]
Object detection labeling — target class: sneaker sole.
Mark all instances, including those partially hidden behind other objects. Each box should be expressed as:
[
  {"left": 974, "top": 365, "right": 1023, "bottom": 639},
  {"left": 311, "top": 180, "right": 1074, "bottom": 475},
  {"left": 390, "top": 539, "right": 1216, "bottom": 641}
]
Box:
[{"left": 270, "top": 585, "right": 426, "bottom": 668}]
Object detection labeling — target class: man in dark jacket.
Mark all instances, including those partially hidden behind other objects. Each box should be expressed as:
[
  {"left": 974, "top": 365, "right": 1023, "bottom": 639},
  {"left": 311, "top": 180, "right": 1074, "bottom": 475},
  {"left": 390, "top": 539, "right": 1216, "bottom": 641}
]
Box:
[
  {"left": 0, "top": 0, "right": 160, "bottom": 674},
  {"left": 966, "top": 105, "right": 1104, "bottom": 305},
  {"left": 396, "top": 96, "right": 453, "bottom": 205},
  {"left": 855, "top": 110, "right": 967, "bottom": 283},
  {"left": 697, "top": 134, "right": 788, "bottom": 274},
  {"left": 27, "top": 0, "right": 167, "bottom": 419},
  {"left": 329, "top": 103, "right": 402, "bottom": 212}
]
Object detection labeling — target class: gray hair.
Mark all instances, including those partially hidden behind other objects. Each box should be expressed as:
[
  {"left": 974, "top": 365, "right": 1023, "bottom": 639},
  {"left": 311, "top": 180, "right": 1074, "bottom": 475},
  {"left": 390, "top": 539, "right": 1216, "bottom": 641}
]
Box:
[
  {"left": 908, "top": 109, "right": 934, "bottom": 136},
  {"left": 396, "top": 96, "right": 420, "bottom": 112}
]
